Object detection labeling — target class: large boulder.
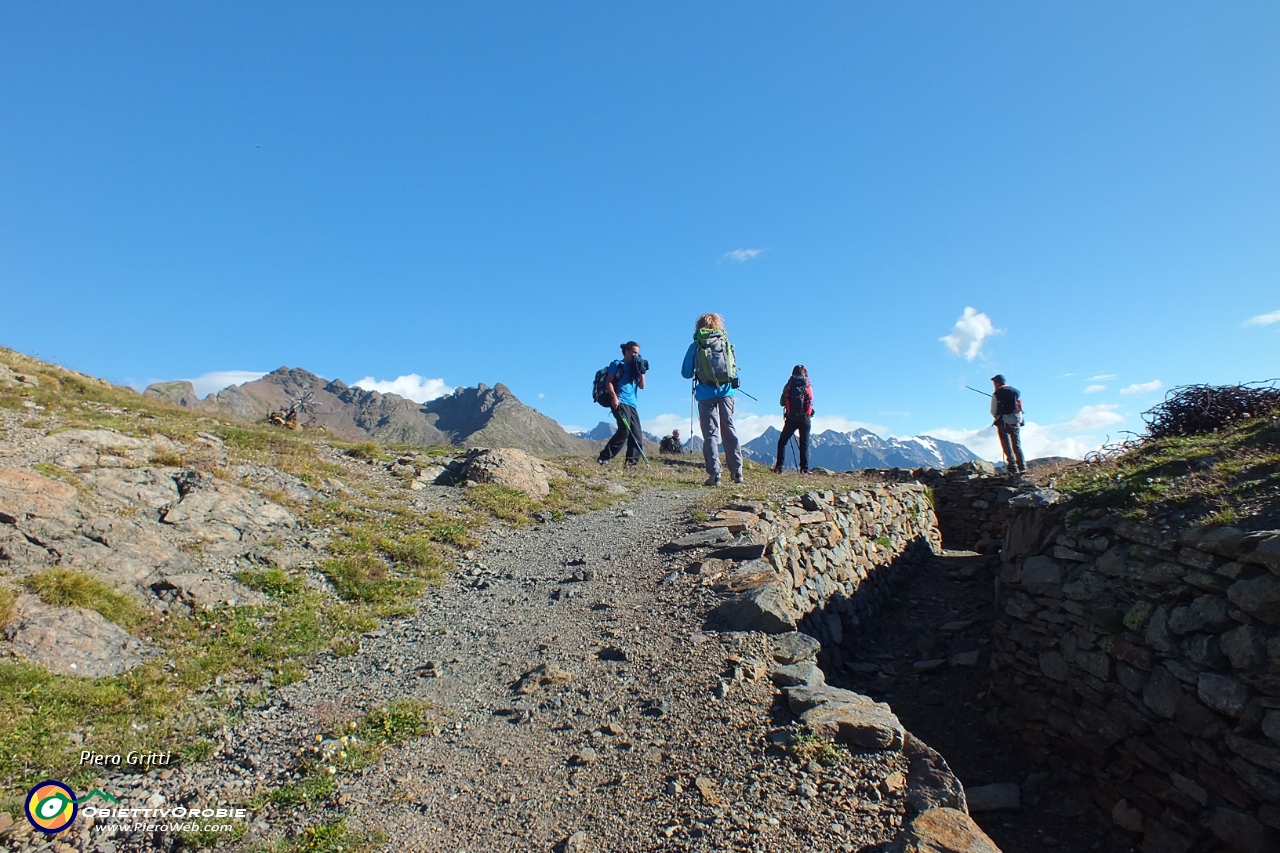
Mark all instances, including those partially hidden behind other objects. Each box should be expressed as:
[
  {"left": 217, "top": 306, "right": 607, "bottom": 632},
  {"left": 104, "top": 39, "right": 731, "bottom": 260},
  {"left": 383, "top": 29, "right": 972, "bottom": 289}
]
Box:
[
  {"left": 462, "top": 448, "right": 567, "bottom": 499},
  {"left": 787, "top": 684, "right": 905, "bottom": 750},
  {"left": 708, "top": 577, "right": 798, "bottom": 633},
  {"left": 889, "top": 807, "right": 1002, "bottom": 853}
]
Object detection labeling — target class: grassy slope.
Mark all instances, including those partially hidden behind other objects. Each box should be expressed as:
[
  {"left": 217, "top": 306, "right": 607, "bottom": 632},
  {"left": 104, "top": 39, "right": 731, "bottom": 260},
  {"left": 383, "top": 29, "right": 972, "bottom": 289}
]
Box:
[{"left": 1052, "top": 415, "right": 1280, "bottom": 529}]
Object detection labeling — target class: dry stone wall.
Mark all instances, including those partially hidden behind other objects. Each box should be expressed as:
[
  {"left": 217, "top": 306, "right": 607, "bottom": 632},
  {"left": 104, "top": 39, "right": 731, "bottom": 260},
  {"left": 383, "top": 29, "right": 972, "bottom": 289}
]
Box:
[
  {"left": 869, "top": 462, "right": 1028, "bottom": 552},
  {"left": 990, "top": 507, "right": 1280, "bottom": 853},
  {"left": 702, "top": 484, "right": 941, "bottom": 664},
  {"left": 689, "top": 485, "right": 1004, "bottom": 850}
]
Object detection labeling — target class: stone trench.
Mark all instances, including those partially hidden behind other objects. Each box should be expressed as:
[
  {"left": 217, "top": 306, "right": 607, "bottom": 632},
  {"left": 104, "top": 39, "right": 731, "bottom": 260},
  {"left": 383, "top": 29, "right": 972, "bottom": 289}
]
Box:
[{"left": 697, "top": 469, "right": 1145, "bottom": 853}]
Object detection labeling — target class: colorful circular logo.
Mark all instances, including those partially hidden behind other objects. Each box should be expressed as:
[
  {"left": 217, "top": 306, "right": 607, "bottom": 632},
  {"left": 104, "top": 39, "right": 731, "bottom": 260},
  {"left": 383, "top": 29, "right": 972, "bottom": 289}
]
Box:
[{"left": 24, "top": 780, "right": 78, "bottom": 834}]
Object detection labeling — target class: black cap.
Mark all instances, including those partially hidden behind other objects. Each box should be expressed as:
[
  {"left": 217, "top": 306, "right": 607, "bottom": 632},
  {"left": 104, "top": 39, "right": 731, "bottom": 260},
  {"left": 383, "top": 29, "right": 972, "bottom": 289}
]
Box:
[{"left": 991, "top": 374, "right": 1005, "bottom": 384}]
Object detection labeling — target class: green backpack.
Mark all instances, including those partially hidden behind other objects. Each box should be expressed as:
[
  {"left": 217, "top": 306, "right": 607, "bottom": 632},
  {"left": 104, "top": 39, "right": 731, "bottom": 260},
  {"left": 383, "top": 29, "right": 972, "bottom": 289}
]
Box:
[{"left": 694, "top": 328, "right": 737, "bottom": 387}]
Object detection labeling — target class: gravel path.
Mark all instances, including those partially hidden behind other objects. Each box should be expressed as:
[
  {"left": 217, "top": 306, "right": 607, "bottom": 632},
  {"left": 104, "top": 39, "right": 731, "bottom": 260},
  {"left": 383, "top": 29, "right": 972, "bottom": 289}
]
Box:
[{"left": 43, "top": 486, "right": 915, "bottom": 853}]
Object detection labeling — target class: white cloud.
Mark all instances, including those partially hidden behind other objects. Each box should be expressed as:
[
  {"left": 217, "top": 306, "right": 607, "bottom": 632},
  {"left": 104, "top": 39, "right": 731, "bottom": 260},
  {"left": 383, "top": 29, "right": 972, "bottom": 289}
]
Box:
[
  {"left": 643, "top": 413, "right": 696, "bottom": 439},
  {"left": 1120, "top": 380, "right": 1163, "bottom": 397},
  {"left": 1089, "top": 374, "right": 1117, "bottom": 381},
  {"left": 537, "top": 393, "right": 545, "bottom": 399},
  {"left": 719, "top": 248, "right": 767, "bottom": 263},
  {"left": 1065, "top": 404, "right": 1126, "bottom": 431},
  {"left": 559, "top": 424, "right": 585, "bottom": 435},
  {"left": 927, "top": 423, "right": 1108, "bottom": 463},
  {"left": 939, "top": 307, "right": 1002, "bottom": 361},
  {"left": 183, "top": 370, "right": 268, "bottom": 398},
  {"left": 1244, "top": 310, "right": 1280, "bottom": 327},
  {"left": 927, "top": 402, "right": 1131, "bottom": 463},
  {"left": 1084, "top": 384, "right": 1107, "bottom": 394},
  {"left": 352, "top": 374, "right": 453, "bottom": 403}
]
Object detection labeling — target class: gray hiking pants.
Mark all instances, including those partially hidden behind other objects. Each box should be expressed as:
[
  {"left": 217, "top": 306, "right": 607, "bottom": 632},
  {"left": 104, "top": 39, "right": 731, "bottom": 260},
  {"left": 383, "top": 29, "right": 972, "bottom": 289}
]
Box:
[
  {"left": 698, "top": 396, "right": 742, "bottom": 478},
  {"left": 997, "top": 421, "right": 1025, "bottom": 473}
]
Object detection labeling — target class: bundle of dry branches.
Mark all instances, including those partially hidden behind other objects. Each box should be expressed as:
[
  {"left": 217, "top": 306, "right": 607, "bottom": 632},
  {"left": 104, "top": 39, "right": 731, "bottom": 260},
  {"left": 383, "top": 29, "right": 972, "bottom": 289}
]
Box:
[{"left": 1141, "top": 381, "right": 1280, "bottom": 440}]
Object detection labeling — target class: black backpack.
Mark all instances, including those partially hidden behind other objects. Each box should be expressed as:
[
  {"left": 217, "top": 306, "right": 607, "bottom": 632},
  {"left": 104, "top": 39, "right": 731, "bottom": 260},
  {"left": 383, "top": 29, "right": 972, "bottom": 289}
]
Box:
[
  {"left": 592, "top": 361, "right": 620, "bottom": 408},
  {"left": 786, "top": 376, "right": 810, "bottom": 416},
  {"left": 993, "top": 386, "right": 1019, "bottom": 416}
]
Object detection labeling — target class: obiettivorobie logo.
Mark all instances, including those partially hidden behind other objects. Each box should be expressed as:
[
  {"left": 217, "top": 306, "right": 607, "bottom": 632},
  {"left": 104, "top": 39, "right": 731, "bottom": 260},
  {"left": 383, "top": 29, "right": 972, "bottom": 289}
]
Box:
[{"left": 24, "top": 781, "right": 120, "bottom": 834}]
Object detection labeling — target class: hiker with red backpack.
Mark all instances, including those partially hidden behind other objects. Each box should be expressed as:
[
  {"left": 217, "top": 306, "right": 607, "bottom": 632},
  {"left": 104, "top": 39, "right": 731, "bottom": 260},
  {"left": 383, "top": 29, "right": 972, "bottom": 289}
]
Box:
[
  {"left": 773, "top": 365, "right": 814, "bottom": 473},
  {"left": 681, "top": 313, "right": 743, "bottom": 486}
]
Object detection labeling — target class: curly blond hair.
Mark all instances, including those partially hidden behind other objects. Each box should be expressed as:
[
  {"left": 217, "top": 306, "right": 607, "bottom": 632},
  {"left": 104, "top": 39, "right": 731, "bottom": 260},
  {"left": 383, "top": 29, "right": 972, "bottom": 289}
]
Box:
[{"left": 695, "top": 313, "right": 724, "bottom": 331}]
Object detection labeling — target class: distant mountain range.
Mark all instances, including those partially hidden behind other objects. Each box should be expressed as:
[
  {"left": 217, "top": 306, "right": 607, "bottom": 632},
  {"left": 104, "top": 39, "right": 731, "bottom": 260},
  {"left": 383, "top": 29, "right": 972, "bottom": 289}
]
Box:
[
  {"left": 678, "top": 427, "right": 982, "bottom": 470},
  {"left": 146, "top": 368, "right": 592, "bottom": 457},
  {"left": 575, "top": 421, "right": 661, "bottom": 443}
]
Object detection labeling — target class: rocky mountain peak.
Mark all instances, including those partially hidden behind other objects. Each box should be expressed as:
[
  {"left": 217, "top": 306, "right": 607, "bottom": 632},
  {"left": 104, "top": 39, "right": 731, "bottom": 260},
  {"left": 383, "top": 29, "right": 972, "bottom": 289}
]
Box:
[{"left": 145, "top": 367, "right": 589, "bottom": 456}]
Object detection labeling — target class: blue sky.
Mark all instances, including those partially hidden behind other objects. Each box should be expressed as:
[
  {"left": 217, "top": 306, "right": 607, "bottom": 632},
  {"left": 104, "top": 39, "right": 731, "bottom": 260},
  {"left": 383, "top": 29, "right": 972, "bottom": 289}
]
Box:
[{"left": 2, "top": 2, "right": 1277, "bottom": 461}]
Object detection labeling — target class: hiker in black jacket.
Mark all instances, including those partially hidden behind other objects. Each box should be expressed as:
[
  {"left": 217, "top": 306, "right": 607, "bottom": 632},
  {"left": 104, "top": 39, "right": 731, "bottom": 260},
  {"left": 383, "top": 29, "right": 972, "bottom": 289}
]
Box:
[
  {"left": 990, "top": 374, "right": 1026, "bottom": 474},
  {"left": 773, "top": 365, "right": 814, "bottom": 473}
]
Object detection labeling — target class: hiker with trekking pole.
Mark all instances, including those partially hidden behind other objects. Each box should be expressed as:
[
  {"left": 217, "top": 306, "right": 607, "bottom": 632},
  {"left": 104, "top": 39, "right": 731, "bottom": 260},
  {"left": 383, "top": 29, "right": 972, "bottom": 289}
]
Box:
[
  {"left": 773, "top": 365, "right": 813, "bottom": 474},
  {"left": 681, "top": 313, "right": 744, "bottom": 486},
  {"left": 593, "top": 341, "right": 648, "bottom": 467},
  {"left": 973, "top": 374, "right": 1025, "bottom": 475}
]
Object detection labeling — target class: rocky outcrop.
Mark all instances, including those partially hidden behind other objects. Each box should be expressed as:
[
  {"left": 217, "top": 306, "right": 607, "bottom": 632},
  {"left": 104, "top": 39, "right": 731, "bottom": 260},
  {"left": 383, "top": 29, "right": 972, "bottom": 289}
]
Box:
[
  {"left": 4, "top": 595, "right": 145, "bottom": 677},
  {"left": 0, "top": 428, "right": 300, "bottom": 675},
  {"left": 145, "top": 369, "right": 593, "bottom": 456},
  {"left": 990, "top": 507, "right": 1280, "bottom": 853}
]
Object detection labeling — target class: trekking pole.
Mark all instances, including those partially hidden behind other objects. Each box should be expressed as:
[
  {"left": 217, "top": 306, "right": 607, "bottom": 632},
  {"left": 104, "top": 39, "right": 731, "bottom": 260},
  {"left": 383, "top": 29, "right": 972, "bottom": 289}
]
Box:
[
  {"left": 735, "top": 388, "right": 758, "bottom": 402},
  {"left": 616, "top": 412, "right": 650, "bottom": 466},
  {"left": 789, "top": 435, "right": 799, "bottom": 472},
  {"left": 964, "top": 385, "right": 992, "bottom": 397},
  {"left": 689, "top": 380, "right": 695, "bottom": 445}
]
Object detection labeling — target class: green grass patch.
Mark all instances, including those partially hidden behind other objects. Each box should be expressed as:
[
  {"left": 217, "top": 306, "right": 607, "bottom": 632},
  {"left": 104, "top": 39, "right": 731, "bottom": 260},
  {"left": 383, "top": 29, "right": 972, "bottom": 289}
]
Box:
[
  {"left": 344, "top": 441, "right": 384, "bottom": 461},
  {"left": 22, "top": 569, "right": 149, "bottom": 630},
  {"left": 236, "top": 567, "right": 306, "bottom": 599},
  {"left": 0, "top": 586, "right": 14, "bottom": 628},
  {"left": 359, "top": 699, "right": 433, "bottom": 745},
  {"left": 788, "top": 726, "right": 848, "bottom": 767},
  {"left": 320, "top": 555, "right": 425, "bottom": 603},
  {"left": 265, "top": 818, "right": 385, "bottom": 853},
  {"left": 464, "top": 483, "right": 539, "bottom": 523}
]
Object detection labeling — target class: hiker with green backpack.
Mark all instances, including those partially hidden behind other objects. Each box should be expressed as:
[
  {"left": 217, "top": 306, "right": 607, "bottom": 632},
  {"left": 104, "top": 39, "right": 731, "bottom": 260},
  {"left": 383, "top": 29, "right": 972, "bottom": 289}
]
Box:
[{"left": 681, "top": 313, "right": 743, "bottom": 486}]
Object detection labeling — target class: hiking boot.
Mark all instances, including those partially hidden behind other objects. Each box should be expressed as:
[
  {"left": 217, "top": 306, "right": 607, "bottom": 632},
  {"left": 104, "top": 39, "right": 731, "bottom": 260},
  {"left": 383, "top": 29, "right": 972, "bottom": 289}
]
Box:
[
  {"left": 731, "top": 473, "right": 744, "bottom": 484},
  {"left": 771, "top": 463, "right": 783, "bottom": 474},
  {"left": 597, "top": 457, "right": 609, "bottom": 466},
  {"left": 704, "top": 475, "right": 721, "bottom": 487}
]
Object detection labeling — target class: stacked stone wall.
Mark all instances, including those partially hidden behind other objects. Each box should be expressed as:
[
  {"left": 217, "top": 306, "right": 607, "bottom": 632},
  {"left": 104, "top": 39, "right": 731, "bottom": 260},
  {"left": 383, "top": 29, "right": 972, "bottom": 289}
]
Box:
[
  {"left": 869, "top": 462, "right": 1023, "bottom": 552},
  {"left": 705, "top": 484, "right": 941, "bottom": 670},
  {"left": 989, "top": 507, "right": 1280, "bottom": 852}
]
